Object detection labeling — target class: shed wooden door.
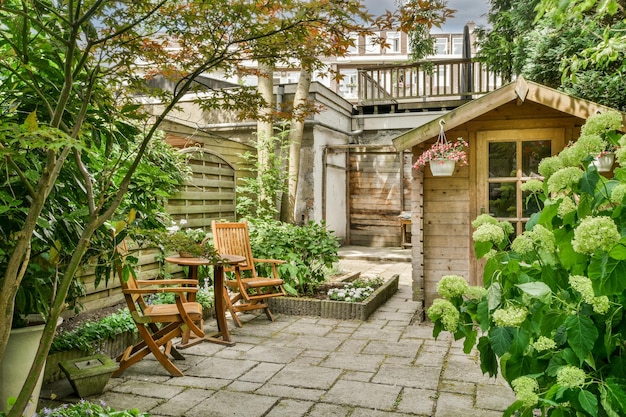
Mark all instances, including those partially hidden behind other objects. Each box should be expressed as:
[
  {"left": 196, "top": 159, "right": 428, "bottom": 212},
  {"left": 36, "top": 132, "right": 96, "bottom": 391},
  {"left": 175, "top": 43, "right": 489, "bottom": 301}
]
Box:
[{"left": 477, "top": 128, "right": 564, "bottom": 233}]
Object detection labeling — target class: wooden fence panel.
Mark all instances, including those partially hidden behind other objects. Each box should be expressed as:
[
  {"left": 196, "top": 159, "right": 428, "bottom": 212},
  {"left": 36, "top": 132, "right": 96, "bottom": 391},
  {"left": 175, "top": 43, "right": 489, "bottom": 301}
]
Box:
[{"left": 75, "top": 149, "right": 236, "bottom": 314}]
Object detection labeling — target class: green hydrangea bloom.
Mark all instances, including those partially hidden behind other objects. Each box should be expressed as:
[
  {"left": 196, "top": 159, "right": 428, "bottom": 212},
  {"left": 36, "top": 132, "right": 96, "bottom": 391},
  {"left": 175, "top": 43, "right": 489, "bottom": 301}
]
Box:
[
  {"left": 575, "top": 134, "right": 605, "bottom": 157},
  {"left": 511, "top": 376, "right": 539, "bottom": 408},
  {"left": 611, "top": 183, "right": 626, "bottom": 204},
  {"left": 521, "top": 179, "right": 543, "bottom": 193},
  {"left": 559, "top": 142, "right": 589, "bottom": 167},
  {"left": 533, "top": 336, "right": 557, "bottom": 352},
  {"left": 569, "top": 275, "right": 594, "bottom": 302},
  {"left": 547, "top": 167, "right": 584, "bottom": 194},
  {"left": 532, "top": 224, "right": 555, "bottom": 252},
  {"left": 498, "top": 221, "right": 515, "bottom": 236},
  {"left": 572, "top": 216, "right": 620, "bottom": 255},
  {"left": 569, "top": 275, "right": 610, "bottom": 314},
  {"left": 471, "top": 214, "right": 498, "bottom": 229},
  {"left": 427, "top": 299, "right": 460, "bottom": 332},
  {"left": 557, "top": 197, "right": 577, "bottom": 218},
  {"left": 473, "top": 223, "right": 506, "bottom": 244},
  {"left": 592, "top": 296, "right": 610, "bottom": 315},
  {"left": 580, "top": 110, "right": 623, "bottom": 136},
  {"left": 510, "top": 224, "right": 555, "bottom": 255},
  {"left": 556, "top": 366, "right": 586, "bottom": 388},
  {"left": 538, "top": 156, "right": 563, "bottom": 179},
  {"left": 465, "top": 286, "right": 487, "bottom": 300},
  {"left": 511, "top": 233, "right": 534, "bottom": 255},
  {"left": 492, "top": 306, "right": 528, "bottom": 327},
  {"left": 437, "top": 275, "right": 469, "bottom": 300}
]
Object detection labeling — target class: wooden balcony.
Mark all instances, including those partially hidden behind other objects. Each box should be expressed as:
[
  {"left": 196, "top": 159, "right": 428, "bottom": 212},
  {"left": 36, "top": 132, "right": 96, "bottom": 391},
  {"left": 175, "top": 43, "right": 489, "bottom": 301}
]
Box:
[{"left": 356, "top": 59, "right": 506, "bottom": 111}]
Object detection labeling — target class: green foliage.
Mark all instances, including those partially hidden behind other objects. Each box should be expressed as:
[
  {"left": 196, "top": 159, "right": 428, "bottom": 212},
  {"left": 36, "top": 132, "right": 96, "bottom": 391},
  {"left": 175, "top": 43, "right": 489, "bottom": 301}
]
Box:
[
  {"left": 247, "top": 219, "right": 340, "bottom": 295},
  {"left": 236, "top": 126, "right": 289, "bottom": 222},
  {"left": 29, "top": 400, "right": 148, "bottom": 417},
  {"left": 50, "top": 309, "right": 136, "bottom": 354},
  {"left": 477, "top": 0, "right": 626, "bottom": 110},
  {"left": 428, "top": 114, "right": 626, "bottom": 415}
]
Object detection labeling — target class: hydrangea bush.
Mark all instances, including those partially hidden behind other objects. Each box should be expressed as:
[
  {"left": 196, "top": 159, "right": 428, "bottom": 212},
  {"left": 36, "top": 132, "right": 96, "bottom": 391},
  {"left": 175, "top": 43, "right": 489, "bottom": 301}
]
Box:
[{"left": 428, "top": 112, "right": 626, "bottom": 416}]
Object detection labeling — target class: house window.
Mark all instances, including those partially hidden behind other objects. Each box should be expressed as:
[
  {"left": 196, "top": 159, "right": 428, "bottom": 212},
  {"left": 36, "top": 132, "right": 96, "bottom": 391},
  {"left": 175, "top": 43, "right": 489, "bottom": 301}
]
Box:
[
  {"left": 434, "top": 38, "right": 448, "bottom": 55},
  {"left": 386, "top": 32, "right": 401, "bottom": 53},
  {"left": 479, "top": 129, "right": 564, "bottom": 235},
  {"left": 452, "top": 38, "right": 463, "bottom": 55},
  {"left": 338, "top": 70, "right": 358, "bottom": 99},
  {"left": 365, "top": 33, "right": 381, "bottom": 54}
]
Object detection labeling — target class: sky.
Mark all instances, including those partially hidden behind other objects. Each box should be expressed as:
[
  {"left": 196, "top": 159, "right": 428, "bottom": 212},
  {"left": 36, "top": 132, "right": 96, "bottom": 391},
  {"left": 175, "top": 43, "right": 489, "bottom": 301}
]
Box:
[{"left": 363, "top": 0, "right": 491, "bottom": 33}]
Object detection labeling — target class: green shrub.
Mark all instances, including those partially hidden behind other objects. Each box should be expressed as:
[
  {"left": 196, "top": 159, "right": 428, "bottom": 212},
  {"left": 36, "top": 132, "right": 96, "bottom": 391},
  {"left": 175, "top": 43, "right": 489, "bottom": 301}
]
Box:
[
  {"left": 247, "top": 219, "right": 340, "bottom": 295},
  {"left": 33, "top": 400, "right": 148, "bottom": 416},
  {"left": 427, "top": 113, "right": 626, "bottom": 416},
  {"left": 50, "top": 309, "right": 136, "bottom": 354}
]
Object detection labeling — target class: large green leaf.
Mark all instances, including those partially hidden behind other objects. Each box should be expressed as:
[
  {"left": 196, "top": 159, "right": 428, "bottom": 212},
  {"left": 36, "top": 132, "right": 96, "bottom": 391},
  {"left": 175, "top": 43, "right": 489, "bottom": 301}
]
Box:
[
  {"left": 608, "top": 238, "right": 626, "bottom": 261},
  {"left": 503, "top": 354, "right": 537, "bottom": 381},
  {"left": 580, "top": 169, "right": 600, "bottom": 196},
  {"left": 566, "top": 315, "right": 598, "bottom": 363},
  {"left": 579, "top": 389, "right": 599, "bottom": 417},
  {"left": 478, "top": 336, "right": 498, "bottom": 377},
  {"left": 462, "top": 327, "right": 477, "bottom": 354},
  {"left": 490, "top": 326, "right": 514, "bottom": 356},
  {"left": 487, "top": 282, "right": 503, "bottom": 311},
  {"left": 475, "top": 240, "right": 493, "bottom": 259},
  {"left": 477, "top": 300, "right": 490, "bottom": 332},
  {"left": 515, "top": 282, "right": 552, "bottom": 304},
  {"left": 606, "top": 379, "right": 626, "bottom": 412},
  {"left": 589, "top": 255, "right": 626, "bottom": 296}
]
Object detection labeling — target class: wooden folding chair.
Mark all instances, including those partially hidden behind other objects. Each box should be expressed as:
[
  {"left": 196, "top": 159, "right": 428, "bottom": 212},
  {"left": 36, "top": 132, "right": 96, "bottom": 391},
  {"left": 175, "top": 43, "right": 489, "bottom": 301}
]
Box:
[
  {"left": 112, "top": 259, "right": 204, "bottom": 377},
  {"left": 211, "top": 220, "right": 286, "bottom": 327}
]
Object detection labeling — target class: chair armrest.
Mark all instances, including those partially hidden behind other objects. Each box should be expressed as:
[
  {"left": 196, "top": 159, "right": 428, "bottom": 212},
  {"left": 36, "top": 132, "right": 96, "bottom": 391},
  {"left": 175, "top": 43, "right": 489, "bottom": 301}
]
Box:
[
  {"left": 123, "top": 287, "right": 197, "bottom": 295},
  {"left": 136, "top": 279, "right": 199, "bottom": 286},
  {"left": 252, "top": 258, "right": 286, "bottom": 265}
]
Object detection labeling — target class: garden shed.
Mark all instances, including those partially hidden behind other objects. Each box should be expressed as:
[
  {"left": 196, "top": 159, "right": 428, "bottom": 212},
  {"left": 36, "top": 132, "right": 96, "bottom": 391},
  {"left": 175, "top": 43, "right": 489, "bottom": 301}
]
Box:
[{"left": 392, "top": 77, "right": 625, "bottom": 313}]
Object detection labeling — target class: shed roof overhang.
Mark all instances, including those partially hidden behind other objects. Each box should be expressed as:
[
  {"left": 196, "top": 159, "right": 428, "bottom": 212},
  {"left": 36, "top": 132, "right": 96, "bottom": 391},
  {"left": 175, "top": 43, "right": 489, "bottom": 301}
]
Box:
[{"left": 392, "top": 77, "right": 622, "bottom": 152}]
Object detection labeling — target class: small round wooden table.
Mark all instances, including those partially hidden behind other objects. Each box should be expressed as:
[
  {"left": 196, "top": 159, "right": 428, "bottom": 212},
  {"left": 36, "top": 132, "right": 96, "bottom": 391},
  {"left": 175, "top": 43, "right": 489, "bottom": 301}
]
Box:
[{"left": 165, "top": 254, "right": 245, "bottom": 348}]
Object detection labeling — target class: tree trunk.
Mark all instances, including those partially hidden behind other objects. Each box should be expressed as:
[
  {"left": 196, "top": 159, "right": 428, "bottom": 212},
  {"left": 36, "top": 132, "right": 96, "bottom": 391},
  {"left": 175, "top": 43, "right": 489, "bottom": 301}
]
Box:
[
  {"left": 257, "top": 63, "right": 274, "bottom": 211},
  {"left": 281, "top": 69, "right": 311, "bottom": 224}
]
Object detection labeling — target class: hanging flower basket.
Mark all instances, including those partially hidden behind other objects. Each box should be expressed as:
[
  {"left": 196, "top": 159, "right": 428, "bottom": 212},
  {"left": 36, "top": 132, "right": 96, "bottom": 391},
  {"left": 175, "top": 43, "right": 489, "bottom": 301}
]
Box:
[
  {"left": 429, "top": 158, "right": 456, "bottom": 176},
  {"left": 591, "top": 152, "right": 615, "bottom": 172},
  {"left": 413, "top": 120, "right": 468, "bottom": 177}
]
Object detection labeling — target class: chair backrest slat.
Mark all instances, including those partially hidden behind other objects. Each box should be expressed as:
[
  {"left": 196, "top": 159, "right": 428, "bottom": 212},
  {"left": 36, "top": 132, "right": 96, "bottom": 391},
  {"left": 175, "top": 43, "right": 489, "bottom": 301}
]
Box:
[{"left": 211, "top": 220, "right": 257, "bottom": 278}]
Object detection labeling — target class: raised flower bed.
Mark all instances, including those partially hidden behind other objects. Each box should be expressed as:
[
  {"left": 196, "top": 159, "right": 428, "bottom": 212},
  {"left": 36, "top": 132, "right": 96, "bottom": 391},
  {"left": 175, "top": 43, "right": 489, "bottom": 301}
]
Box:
[{"left": 268, "top": 274, "right": 399, "bottom": 320}]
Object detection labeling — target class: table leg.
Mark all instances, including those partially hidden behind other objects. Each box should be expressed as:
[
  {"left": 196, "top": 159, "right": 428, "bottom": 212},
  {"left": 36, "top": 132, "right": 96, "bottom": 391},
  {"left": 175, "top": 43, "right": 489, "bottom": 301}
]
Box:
[{"left": 203, "top": 263, "right": 235, "bottom": 346}]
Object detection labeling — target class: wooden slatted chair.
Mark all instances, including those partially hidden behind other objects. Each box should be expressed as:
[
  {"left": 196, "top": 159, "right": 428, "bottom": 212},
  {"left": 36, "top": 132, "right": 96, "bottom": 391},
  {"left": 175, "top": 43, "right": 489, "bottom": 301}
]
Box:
[
  {"left": 211, "top": 220, "right": 287, "bottom": 327},
  {"left": 113, "top": 256, "right": 204, "bottom": 377}
]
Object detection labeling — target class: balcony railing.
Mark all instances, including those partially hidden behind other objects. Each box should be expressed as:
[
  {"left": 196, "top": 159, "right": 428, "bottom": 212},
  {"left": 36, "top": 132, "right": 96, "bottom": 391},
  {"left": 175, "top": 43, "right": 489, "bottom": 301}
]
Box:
[{"left": 356, "top": 59, "right": 506, "bottom": 107}]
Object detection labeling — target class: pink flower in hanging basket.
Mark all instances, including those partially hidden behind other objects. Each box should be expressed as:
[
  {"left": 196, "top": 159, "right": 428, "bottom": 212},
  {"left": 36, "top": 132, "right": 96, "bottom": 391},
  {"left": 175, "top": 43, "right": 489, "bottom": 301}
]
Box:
[{"left": 413, "top": 138, "right": 469, "bottom": 169}]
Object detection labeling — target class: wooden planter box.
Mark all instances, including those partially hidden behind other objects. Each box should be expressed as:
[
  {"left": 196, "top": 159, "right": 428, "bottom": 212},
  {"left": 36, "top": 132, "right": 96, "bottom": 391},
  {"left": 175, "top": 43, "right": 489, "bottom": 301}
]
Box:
[{"left": 268, "top": 274, "right": 399, "bottom": 320}]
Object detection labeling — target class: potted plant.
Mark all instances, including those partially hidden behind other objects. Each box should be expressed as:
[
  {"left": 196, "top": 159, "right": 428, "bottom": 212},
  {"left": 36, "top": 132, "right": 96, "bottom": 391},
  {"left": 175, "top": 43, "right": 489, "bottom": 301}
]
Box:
[
  {"left": 413, "top": 121, "right": 468, "bottom": 176},
  {"left": 140, "top": 219, "right": 215, "bottom": 258},
  {"left": 578, "top": 110, "right": 623, "bottom": 172}
]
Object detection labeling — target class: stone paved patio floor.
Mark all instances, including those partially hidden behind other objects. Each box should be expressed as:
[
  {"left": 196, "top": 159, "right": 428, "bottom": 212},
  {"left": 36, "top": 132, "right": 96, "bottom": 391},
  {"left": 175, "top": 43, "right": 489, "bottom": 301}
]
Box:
[{"left": 40, "top": 246, "right": 515, "bottom": 416}]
